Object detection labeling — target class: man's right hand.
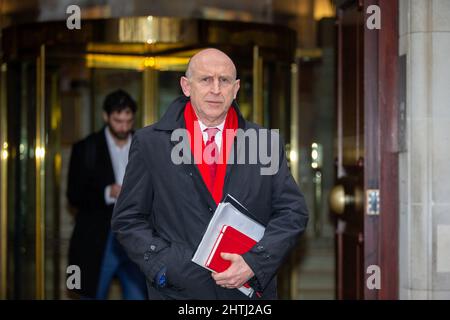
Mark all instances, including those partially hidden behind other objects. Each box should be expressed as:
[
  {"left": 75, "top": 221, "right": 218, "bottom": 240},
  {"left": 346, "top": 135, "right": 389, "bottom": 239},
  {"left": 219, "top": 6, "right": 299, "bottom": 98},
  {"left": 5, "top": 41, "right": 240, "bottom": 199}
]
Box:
[{"left": 109, "top": 184, "right": 122, "bottom": 199}]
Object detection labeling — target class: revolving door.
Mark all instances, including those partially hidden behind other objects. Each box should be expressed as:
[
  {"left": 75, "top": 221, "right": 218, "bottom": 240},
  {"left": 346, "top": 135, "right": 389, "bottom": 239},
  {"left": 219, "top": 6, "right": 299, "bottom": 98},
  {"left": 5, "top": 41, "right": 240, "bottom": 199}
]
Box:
[{"left": 0, "top": 17, "right": 297, "bottom": 299}]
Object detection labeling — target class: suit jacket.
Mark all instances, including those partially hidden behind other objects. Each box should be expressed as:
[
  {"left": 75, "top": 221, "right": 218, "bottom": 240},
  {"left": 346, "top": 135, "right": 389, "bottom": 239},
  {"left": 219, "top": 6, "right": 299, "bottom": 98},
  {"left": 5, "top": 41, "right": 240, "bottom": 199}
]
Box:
[
  {"left": 111, "top": 96, "right": 309, "bottom": 300},
  {"left": 67, "top": 128, "right": 116, "bottom": 297}
]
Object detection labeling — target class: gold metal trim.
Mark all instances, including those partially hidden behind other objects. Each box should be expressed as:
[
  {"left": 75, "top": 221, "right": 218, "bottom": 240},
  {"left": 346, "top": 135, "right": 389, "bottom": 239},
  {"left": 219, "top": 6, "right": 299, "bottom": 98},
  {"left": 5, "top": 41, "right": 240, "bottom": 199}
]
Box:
[
  {"left": 0, "top": 63, "right": 8, "bottom": 299},
  {"left": 289, "top": 63, "right": 299, "bottom": 183},
  {"left": 252, "top": 46, "right": 263, "bottom": 125},
  {"left": 295, "top": 48, "right": 323, "bottom": 60},
  {"left": 117, "top": 16, "right": 188, "bottom": 43},
  {"left": 86, "top": 54, "right": 189, "bottom": 71},
  {"left": 86, "top": 43, "right": 199, "bottom": 56},
  {"left": 35, "top": 44, "right": 46, "bottom": 299},
  {"left": 50, "top": 68, "right": 62, "bottom": 300},
  {"left": 289, "top": 62, "right": 300, "bottom": 298},
  {"left": 142, "top": 68, "right": 158, "bottom": 127}
]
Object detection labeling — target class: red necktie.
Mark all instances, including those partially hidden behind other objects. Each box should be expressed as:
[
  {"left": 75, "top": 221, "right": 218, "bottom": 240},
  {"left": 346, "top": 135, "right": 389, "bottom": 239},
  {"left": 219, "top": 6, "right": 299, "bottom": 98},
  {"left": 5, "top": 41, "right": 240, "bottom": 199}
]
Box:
[{"left": 204, "top": 127, "right": 220, "bottom": 191}]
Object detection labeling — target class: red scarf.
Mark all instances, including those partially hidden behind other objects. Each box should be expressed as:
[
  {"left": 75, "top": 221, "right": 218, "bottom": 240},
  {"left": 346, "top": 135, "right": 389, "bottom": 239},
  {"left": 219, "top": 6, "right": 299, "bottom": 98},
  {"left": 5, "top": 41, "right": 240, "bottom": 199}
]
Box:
[{"left": 183, "top": 101, "right": 238, "bottom": 204}]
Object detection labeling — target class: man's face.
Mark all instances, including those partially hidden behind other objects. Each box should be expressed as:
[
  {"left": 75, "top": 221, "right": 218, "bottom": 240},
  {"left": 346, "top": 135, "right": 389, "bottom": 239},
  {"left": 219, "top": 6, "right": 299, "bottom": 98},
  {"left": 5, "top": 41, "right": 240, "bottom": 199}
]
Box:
[
  {"left": 180, "top": 52, "right": 240, "bottom": 124},
  {"left": 104, "top": 109, "right": 134, "bottom": 140}
]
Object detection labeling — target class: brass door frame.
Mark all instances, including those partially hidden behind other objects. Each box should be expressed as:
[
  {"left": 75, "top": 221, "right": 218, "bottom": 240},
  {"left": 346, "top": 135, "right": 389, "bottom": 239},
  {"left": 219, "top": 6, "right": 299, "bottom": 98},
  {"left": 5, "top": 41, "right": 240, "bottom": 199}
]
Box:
[
  {"left": 142, "top": 67, "right": 158, "bottom": 127},
  {"left": 252, "top": 46, "right": 263, "bottom": 125},
  {"left": 1, "top": 44, "right": 50, "bottom": 299},
  {"left": 0, "top": 63, "right": 7, "bottom": 299},
  {"left": 35, "top": 44, "right": 46, "bottom": 300}
]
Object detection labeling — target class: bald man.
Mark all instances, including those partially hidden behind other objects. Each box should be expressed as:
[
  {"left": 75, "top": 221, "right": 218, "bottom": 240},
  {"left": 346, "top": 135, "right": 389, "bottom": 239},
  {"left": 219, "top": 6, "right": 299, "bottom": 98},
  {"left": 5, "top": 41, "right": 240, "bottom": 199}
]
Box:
[{"left": 112, "top": 48, "right": 308, "bottom": 299}]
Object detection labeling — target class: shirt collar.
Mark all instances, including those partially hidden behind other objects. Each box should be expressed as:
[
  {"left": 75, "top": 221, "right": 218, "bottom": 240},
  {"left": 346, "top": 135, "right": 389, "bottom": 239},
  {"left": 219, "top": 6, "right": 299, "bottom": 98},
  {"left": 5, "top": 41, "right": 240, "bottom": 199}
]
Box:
[{"left": 198, "top": 118, "right": 225, "bottom": 133}]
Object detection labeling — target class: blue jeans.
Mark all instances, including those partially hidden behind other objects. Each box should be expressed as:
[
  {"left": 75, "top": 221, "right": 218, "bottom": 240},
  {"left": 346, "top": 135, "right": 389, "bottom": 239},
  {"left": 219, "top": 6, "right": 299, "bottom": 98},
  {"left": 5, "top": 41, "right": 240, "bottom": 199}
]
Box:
[{"left": 96, "top": 232, "right": 147, "bottom": 300}]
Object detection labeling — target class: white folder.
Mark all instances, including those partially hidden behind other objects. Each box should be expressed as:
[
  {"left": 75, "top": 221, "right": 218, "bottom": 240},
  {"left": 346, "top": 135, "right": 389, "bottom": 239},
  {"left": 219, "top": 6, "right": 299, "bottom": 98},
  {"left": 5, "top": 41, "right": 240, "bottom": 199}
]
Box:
[{"left": 192, "top": 194, "right": 265, "bottom": 297}]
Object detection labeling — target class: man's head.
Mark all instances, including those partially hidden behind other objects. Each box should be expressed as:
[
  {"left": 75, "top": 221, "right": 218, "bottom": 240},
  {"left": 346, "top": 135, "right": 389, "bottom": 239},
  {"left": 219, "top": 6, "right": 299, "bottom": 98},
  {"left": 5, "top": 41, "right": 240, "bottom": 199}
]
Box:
[
  {"left": 180, "top": 48, "right": 240, "bottom": 126},
  {"left": 102, "top": 89, "right": 137, "bottom": 140}
]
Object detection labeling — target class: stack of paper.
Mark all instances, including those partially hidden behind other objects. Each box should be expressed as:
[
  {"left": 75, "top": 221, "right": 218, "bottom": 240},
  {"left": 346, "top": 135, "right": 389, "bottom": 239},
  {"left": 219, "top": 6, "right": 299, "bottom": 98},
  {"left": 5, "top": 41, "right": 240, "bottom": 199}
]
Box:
[{"left": 192, "top": 194, "right": 265, "bottom": 297}]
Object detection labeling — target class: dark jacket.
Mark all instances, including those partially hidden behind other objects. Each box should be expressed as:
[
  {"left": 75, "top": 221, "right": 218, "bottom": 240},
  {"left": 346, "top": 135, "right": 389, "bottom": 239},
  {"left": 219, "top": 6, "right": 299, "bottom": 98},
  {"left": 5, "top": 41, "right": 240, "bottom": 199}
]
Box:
[
  {"left": 67, "top": 128, "right": 116, "bottom": 297},
  {"left": 111, "top": 96, "right": 309, "bottom": 299}
]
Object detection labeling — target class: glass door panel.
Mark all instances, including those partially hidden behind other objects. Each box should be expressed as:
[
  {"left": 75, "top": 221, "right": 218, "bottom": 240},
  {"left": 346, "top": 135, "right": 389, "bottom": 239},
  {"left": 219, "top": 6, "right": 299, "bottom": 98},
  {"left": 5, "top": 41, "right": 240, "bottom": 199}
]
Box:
[
  {"left": 3, "top": 46, "right": 60, "bottom": 299},
  {"left": 5, "top": 59, "right": 38, "bottom": 299}
]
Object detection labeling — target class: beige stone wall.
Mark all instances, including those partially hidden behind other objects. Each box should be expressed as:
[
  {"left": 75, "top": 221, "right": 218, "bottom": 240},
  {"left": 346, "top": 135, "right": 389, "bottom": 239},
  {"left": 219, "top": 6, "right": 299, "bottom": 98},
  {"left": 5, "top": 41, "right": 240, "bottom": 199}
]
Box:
[{"left": 399, "top": 0, "right": 450, "bottom": 300}]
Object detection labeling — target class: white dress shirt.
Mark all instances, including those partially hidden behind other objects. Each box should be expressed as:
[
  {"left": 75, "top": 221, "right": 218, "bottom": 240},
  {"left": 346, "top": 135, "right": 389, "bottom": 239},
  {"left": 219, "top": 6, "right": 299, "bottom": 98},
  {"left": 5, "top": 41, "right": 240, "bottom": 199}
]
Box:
[{"left": 104, "top": 127, "right": 132, "bottom": 205}]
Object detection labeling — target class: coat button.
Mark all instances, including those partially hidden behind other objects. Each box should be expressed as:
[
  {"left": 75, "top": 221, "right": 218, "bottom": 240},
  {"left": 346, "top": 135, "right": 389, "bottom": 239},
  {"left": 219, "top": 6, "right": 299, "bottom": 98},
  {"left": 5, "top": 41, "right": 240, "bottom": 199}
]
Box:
[
  {"left": 209, "top": 207, "right": 213, "bottom": 212},
  {"left": 189, "top": 172, "right": 193, "bottom": 177},
  {"left": 150, "top": 245, "right": 156, "bottom": 251}
]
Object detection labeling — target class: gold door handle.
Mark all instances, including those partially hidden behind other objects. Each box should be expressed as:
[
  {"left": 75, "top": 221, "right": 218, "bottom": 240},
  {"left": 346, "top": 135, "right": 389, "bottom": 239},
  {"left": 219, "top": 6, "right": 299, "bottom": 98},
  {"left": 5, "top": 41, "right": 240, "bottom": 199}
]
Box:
[
  {"left": 329, "top": 184, "right": 346, "bottom": 215},
  {"left": 329, "top": 178, "right": 363, "bottom": 216}
]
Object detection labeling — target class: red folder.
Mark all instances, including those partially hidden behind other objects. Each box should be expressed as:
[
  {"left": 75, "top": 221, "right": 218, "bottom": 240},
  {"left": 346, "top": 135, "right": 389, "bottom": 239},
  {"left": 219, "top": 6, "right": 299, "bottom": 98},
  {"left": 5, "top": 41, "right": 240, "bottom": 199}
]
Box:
[{"left": 205, "top": 225, "right": 257, "bottom": 273}]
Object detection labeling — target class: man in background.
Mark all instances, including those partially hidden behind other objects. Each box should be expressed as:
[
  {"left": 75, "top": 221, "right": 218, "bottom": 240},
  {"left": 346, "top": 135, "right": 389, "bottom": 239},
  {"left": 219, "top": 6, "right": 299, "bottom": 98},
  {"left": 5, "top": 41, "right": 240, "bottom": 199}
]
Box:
[{"left": 67, "top": 89, "right": 147, "bottom": 299}]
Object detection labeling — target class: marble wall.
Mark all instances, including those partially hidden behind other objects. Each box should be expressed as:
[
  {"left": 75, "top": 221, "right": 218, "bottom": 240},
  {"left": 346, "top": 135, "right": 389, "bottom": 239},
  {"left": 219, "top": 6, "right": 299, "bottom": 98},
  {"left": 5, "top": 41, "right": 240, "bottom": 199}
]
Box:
[{"left": 398, "top": 0, "right": 450, "bottom": 300}]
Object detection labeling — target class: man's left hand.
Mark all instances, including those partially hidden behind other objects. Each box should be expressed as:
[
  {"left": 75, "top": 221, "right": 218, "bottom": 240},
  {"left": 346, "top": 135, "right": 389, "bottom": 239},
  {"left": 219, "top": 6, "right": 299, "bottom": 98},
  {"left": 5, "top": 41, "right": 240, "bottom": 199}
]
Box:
[{"left": 211, "top": 253, "right": 255, "bottom": 289}]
